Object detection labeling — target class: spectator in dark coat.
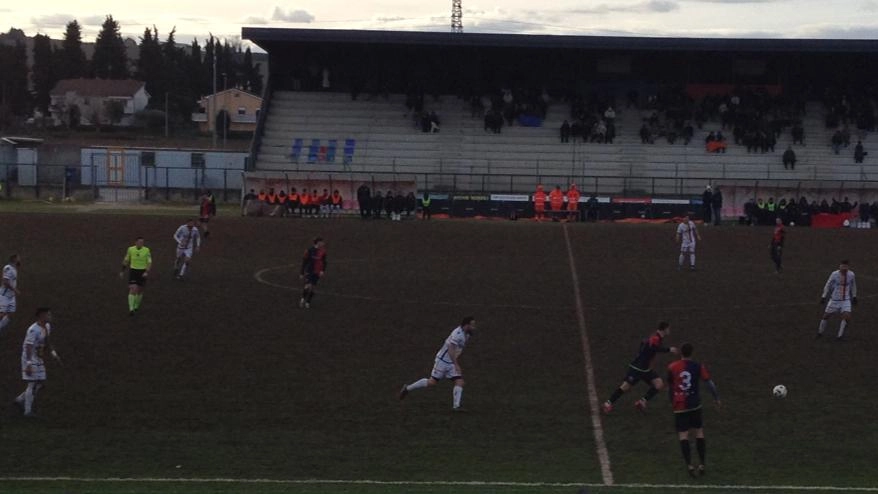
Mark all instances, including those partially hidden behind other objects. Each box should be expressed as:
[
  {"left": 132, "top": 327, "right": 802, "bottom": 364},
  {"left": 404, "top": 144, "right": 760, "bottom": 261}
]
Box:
[
  {"left": 782, "top": 146, "right": 797, "bottom": 170},
  {"left": 384, "top": 191, "right": 395, "bottom": 219},
  {"left": 712, "top": 187, "right": 723, "bottom": 226},
  {"left": 854, "top": 141, "right": 867, "bottom": 163},
  {"left": 560, "top": 120, "right": 571, "bottom": 143},
  {"left": 372, "top": 191, "right": 384, "bottom": 218},
  {"left": 405, "top": 192, "right": 417, "bottom": 217},
  {"left": 859, "top": 201, "right": 871, "bottom": 223},
  {"left": 357, "top": 183, "right": 371, "bottom": 219},
  {"left": 701, "top": 186, "right": 713, "bottom": 224},
  {"left": 792, "top": 122, "right": 805, "bottom": 145}
]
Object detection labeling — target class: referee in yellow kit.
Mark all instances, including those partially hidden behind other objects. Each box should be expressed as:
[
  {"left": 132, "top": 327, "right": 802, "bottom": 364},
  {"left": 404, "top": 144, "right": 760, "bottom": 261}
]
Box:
[{"left": 120, "top": 236, "right": 152, "bottom": 316}]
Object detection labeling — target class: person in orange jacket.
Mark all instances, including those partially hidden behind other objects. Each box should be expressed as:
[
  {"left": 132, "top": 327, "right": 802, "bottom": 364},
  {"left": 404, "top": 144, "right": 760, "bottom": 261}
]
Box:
[
  {"left": 549, "top": 185, "right": 565, "bottom": 221},
  {"left": 567, "top": 183, "right": 581, "bottom": 222},
  {"left": 533, "top": 184, "right": 547, "bottom": 221}
]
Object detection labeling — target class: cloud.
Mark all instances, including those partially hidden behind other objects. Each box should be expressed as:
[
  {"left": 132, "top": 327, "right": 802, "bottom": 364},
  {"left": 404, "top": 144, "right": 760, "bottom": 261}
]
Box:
[
  {"left": 376, "top": 16, "right": 407, "bottom": 23},
  {"left": 244, "top": 16, "right": 269, "bottom": 25},
  {"left": 681, "top": 0, "right": 784, "bottom": 2},
  {"left": 30, "top": 14, "right": 75, "bottom": 28},
  {"left": 572, "top": 1, "right": 680, "bottom": 14},
  {"left": 795, "top": 23, "right": 878, "bottom": 39},
  {"left": 863, "top": 0, "right": 878, "bottom": 10},
  {"left": 271, "top": 7, "right": 315, "bottom": 23},
  {"left": 81, "top": 15, "right": 106, "bottom": 26}
]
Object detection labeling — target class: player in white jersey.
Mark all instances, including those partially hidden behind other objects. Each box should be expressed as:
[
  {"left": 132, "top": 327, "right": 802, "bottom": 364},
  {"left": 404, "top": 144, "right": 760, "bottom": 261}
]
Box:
[
  {"left": 676, "top": 215, "right": 702, "bottom": 270},
  {"left": 173, "top": 219, "right": 201, "bottom": 280},
  {"left": 399, "top": 316, "right": 477, "bottom": 411},
  {"left": 15, "top": 308, "right": 62, "bottom": 417},
  {"left": 818, "top": 260, "right": 857, "bottom": 340},
  {"left": 0, "top": 254, "right": 22, "bottom": 334}
]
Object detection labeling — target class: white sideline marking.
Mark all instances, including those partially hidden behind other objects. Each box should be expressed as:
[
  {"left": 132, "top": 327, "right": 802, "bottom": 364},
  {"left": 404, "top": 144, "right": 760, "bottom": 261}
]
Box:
[
  {"left": 562, "top": 223, "right": 614, "bottom": 486},
  {"left": 3, "top": 477, "right": 877, "bottom": 491}
]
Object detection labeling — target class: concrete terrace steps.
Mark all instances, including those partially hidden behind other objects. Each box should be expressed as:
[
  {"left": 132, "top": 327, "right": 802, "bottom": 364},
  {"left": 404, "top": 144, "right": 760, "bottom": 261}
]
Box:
[{"left": 255, "top": 91, "right": 874, "bottom": 182}]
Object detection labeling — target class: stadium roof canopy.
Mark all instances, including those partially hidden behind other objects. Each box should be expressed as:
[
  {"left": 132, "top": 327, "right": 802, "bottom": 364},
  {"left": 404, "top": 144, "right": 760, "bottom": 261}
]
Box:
[{"left": 243, "top": 28, "right": 878, "bottom": 54}]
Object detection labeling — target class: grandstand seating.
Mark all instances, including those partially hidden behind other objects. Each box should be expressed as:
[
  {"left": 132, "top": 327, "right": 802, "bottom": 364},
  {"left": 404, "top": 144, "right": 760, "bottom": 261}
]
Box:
[{"left": 256, "top": 91, "right": 873, "bottom": 193}]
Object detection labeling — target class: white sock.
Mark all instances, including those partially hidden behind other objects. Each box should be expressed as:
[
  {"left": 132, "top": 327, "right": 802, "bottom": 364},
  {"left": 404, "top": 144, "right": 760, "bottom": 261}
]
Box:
[
  {"left": 678, "top": 254, "right": 685, "bottom": 267},
  {"left": 0, "top": 315, "right": 9, "bottom": 333},
  {"left": 838, "top": 320, "right": 848, "bottom": 338},
  {"left": 179, "top": 263, "right": 187, "bottom": 276},
  {"left": 818, "top": 319, "right": 827, "bottom": 334},
  {"left": 406, "top": 378, "right": 429, "bottom": 392},
  {"left": 453, "top": 385, "right": 463, "bottom": 408},
  {"left": 24, "top": 382, "right": 35, "bottom": 414},
  {"left": 690, "top": 254, "right": 696, "bottom": 267}
]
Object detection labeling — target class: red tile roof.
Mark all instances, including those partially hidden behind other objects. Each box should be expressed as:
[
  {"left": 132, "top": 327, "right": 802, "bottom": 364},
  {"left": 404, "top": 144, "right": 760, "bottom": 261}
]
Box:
[{"left": 50, "top": 79, "right": 146, "bottom": 98}]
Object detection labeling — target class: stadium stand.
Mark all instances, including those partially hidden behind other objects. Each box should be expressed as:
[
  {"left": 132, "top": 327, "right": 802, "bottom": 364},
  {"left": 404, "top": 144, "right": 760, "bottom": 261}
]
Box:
[{"left": 256, "top": 90, "right": 871, "bottom": 183}]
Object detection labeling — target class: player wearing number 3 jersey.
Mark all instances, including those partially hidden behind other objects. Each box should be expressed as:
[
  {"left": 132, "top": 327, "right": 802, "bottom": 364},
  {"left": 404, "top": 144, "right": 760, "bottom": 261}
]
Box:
[{"left": 667, "top": 343, "right": 720, "bottom": 478}]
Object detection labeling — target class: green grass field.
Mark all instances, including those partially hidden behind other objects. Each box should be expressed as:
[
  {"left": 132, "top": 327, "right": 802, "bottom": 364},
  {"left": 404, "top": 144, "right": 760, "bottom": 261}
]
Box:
[{"left": 0, "top": 208, "right": 875, "bottom": 494}]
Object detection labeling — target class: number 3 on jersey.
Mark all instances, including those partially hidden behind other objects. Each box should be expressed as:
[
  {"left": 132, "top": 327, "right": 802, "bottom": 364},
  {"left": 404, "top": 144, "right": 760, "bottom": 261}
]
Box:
[{"left": 679, "top": 370, "right": 693, "bottom": 391}]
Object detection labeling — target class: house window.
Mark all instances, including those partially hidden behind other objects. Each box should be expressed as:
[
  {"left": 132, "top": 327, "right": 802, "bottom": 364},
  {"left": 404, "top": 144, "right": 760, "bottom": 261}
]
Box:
[
  {"left": 141, "top": 151, "right": 156, "bottom": 167},
  {"left": 191, "top": 153, "right": 205, "bottom": 168},
  {"left": 237, "top": 107, "right": 246, "bottom": 115}
]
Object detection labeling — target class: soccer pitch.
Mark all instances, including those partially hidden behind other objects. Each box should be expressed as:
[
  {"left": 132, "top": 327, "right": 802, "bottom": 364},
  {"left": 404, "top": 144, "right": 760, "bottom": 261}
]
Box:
[{"left": 0, "top": 210, "right": 875, "bottom": 493}]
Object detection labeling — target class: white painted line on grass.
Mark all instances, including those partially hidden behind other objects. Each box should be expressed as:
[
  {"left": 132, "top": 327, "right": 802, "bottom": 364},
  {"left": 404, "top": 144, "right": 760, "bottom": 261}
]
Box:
[
  {"left": 563, "top": 223, "right": 614, "bottom": 486},
  {"left": 2, "top": 477, "right": 877, "bottom": 491}
]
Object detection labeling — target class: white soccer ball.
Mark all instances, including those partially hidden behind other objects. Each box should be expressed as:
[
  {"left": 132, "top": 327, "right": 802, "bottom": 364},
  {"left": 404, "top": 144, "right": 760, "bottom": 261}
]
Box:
[
  {"left": 789, "top": 221, "right": 795, "bottom": 227},
  {"left": 843, "top": 219, "right": 851, "bottom": 227},
  {"left": 772, "top": 384, "right": 787, "bottom": 398}
]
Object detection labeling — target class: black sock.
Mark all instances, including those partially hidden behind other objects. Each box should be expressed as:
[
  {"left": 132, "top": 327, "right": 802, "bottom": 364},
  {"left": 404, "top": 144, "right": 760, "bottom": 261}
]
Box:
[
  {"left": 643, "top": 386, "right": 658, "bottom": 401},
  {"left": 301, "top": 289, "right": 309, "bottom": 299},
  {"left": 680, "top": 440, "right": 691, "bottom": 465},
  {"left": 608, "top": 388, "right": 624, "bottom": 404},
  {"left": 307, "top": 291, "right": 315, "bottom": 303},
  {"left": 696, "top": 438, "right": 706, "bottom": 464}
]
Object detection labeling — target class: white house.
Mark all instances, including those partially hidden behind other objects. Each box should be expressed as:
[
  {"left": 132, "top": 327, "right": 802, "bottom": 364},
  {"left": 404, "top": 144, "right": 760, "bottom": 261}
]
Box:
[{"left": 49, "top": 79, "right": 150, "bottom": 128}]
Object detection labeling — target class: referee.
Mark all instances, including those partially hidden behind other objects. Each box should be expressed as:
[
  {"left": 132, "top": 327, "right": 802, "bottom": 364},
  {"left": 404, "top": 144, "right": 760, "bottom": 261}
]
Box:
[{"left": 120, "top": 236, "right": 152, "bottom": 316}]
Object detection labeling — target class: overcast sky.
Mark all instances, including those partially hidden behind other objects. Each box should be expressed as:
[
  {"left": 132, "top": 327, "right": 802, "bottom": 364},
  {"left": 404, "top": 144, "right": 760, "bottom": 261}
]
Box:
[{"left": 5, "top": 0, "right": 878, "bottom": 46}]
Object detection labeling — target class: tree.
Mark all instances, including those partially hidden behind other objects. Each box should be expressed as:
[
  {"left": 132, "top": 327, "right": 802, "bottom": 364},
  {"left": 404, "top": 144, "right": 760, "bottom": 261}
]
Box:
[
  {"left": 60, "top": 20, "right": 87, "bottom": 79},
  {"left": 93, "top": 15, "right": 129, "bottom": 79},
  {"left": 32, "top": 34, "right": 57, "bottom": 115},
  {"left": 242, "top": 47, "right": 263, "bottom": 95},
  {"left": 136, "top": 27, "right": 163, "bottom": 103},
  {"left": 0, "top": 38, "right": 30, "bottom": 117}
]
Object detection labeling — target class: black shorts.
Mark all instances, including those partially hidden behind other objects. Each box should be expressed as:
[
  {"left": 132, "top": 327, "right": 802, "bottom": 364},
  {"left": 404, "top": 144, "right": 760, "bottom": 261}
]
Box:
[
  {"left": 199, "top": 216, "right": 210, "bottom": 223},
  {"left": 624, "top": 367, "right": 659, "bottom": 386},
  {"left": 304, "top": 273, "right": 320, "bottom": 286},
  {"left": 129, "top": 269, "right": 147, "bottom": 286},
  {"left": 674, "top": 409, "right": 704, "bottom": 432}
]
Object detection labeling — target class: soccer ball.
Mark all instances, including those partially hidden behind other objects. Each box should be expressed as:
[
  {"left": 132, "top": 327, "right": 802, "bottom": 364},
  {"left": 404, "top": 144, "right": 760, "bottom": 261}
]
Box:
[
  {"left": 843, "top": 219, "right": 851, "bottom": 227},
  {"left": 772, "top": 384, "right": 787, "bottom": 398},
  {"left": 789, "top": 221, "right": 795, "bottom": 226}
]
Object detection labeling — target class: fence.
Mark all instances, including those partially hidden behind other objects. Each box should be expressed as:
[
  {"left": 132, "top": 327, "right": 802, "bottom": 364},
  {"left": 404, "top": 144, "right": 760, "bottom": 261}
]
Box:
[
  {"left": 4, "top": 161, "right": 878, "bottom": 205},
  {"left": 0, "top": 162, "right": 244, "bottom": 202}
]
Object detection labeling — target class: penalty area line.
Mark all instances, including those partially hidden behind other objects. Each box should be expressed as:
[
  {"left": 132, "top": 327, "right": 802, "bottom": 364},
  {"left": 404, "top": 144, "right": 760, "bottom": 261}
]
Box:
[
  {"left": 2, "top": 477, "right": 877, "bottom": 492},
  {"left": 562, "top": 223, "right": 614, "bottom": 486}
]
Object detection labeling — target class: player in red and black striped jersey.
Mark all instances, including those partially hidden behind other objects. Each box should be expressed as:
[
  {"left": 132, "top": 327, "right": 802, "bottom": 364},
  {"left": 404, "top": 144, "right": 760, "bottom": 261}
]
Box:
[
  {"left": 667, "top": 343, "right": 720, "bottom": 477},
  {"left": 602, "top": 321, "right": 678, "bottom": 414},
  {"left": 770, "top": 217, "right": 785, "bottom": 273},
  {"left": 299, "top": 237, "right": 327, "bottom": 309}
]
